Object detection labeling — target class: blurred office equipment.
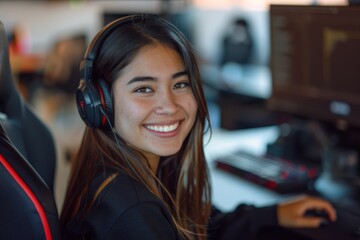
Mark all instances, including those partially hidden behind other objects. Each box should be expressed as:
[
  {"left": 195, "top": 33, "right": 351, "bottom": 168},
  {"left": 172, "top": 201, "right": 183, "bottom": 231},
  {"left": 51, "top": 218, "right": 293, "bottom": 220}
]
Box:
[
  {"left": 202, "top": 63, "right": 275, "bottom": 129},
  {"left": 0, "top": 21, "right": 56, "bottom": 191},
  {"left": 214, "top": 6, "right": 360, "bottom": 239},
  {"left": 349, "top": 0, "right": 360, "bottom": 4},
  {"left": 267, "top": 4, "right": 360, "bottom": 181},
  {"left": 207, "top": 127, "right": 360, "bottom": 240},
  {"left": 264, "top": 9, "right": 360, "bottom": 231},
  {"left": 211, "top": 6, "right": 360, "bottom": 234},
  {"left": 201, "top": 11, "right": 276, "bottom": 130},
  {"left": 220, "top": 17, "right": 253, "bottom": 66},
  {"left": 215, "top": 149, "right": 320, "bottom": 194}
]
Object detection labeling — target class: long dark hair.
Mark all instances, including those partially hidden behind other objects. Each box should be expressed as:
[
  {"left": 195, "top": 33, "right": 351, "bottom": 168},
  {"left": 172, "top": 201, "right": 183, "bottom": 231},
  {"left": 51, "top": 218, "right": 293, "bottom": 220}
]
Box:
[{"left": 60, "top": 14, "right": 212, "bottom": 240}]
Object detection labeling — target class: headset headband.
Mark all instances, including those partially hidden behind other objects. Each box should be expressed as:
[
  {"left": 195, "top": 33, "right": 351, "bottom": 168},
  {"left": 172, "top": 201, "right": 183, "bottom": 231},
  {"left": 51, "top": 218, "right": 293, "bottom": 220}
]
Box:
[{"left": 81, "top": 15, "right": 142, "bottom": 83}]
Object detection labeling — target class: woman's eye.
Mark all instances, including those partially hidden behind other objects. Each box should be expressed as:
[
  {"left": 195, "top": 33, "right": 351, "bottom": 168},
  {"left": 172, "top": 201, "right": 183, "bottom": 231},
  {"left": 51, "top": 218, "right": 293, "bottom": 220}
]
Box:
[
  {"left": 174, "top": 82, "right": 190, "bottom": 89},
  {"left": 134, "top": 87, "right": 153, "bottom": 93}
]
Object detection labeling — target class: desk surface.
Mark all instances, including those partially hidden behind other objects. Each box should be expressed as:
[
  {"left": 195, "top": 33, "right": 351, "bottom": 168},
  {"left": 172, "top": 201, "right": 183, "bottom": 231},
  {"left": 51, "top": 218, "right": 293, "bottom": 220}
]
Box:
[
  {"left": 204, "top": 126, "right": 297, "bottom": 212},
  {"left": 201, "top": 64, "right": 272, "bottom": 100}
]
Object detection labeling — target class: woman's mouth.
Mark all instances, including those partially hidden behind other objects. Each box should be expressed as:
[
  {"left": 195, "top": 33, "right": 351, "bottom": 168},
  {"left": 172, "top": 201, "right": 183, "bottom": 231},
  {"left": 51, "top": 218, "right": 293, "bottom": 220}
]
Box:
[{"left": 144, "top": 122, "right": 180, "bottom": 133}]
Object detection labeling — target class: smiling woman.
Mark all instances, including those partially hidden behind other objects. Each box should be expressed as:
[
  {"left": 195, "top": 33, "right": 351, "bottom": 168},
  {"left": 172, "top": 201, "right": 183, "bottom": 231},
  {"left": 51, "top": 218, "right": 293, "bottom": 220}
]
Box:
[
  {"left": 60, "top": 14, "right": 337, "bottom": 240},
  {"left": 60, "top": 14, "right": 211, "bottom": 240}
]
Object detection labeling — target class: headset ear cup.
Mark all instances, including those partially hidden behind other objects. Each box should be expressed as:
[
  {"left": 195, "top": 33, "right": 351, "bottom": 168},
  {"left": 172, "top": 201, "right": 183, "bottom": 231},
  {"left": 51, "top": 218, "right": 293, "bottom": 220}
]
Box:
[
  {"left": 97, "top": 79, "right": 113, "bottom": 127},
  {"left": 76, "top": 80, "right": 102, "bottom": 128},
  {"left": 77, "top": 16, "right": 139, "bottom": 128}
]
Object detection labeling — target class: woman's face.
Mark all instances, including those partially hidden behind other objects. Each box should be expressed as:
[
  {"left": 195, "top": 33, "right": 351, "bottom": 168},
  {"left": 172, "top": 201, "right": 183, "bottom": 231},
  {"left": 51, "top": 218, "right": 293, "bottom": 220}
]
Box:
[{"left": 112, "top": 43, "right": 197, "bottom": 163}]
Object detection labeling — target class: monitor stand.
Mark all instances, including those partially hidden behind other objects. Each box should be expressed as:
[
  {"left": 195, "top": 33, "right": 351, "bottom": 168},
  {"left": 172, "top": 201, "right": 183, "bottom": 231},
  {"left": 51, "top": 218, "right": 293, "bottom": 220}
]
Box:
[
  {"left": 266, "top": 119, "right": 325, "bottom": 166},
  {"left": 267, "top": 118, "right": 360, "bottom": 203}
]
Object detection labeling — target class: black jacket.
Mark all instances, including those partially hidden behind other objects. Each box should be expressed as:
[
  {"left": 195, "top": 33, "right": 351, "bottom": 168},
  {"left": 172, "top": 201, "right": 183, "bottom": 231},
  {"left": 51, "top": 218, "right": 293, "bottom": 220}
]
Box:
[{"left": 64, "top": 172, "right": 278, "bottom": 240}]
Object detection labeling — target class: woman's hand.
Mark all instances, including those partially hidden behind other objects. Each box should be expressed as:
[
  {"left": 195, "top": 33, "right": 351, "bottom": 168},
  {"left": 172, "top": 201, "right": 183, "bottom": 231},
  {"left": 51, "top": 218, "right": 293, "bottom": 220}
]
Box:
[{"left": 277, "top": 195, "right": 337, "bottom": 228}]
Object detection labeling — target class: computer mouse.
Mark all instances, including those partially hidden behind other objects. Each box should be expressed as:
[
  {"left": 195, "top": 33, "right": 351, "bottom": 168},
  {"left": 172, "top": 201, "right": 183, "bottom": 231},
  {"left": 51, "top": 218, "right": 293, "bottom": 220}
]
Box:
[{"left": 304, "top": 209, "right": 331, "bottom": 226}]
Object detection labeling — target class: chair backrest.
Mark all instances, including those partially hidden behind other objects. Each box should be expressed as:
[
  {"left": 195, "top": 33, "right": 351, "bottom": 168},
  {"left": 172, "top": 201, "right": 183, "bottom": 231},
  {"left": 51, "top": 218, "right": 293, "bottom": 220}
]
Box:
[
  {"left": 220, "top": 18, "right": 253, "bottom": 66},
  {"left": 0, "top": 21, "right": 56, "bottom": 191},
  {"left": 0, "top": 124, "right": 61, "bottom": 239},
  {"left": 0, "top": 21, "right": 61, "bottom": 239}
]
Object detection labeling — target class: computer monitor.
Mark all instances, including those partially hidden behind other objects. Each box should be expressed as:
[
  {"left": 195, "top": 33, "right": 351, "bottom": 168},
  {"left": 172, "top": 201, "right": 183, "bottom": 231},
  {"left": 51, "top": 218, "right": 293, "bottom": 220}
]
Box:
[{"left": 268, "top": 5, "right": 360, "bottom": 151}]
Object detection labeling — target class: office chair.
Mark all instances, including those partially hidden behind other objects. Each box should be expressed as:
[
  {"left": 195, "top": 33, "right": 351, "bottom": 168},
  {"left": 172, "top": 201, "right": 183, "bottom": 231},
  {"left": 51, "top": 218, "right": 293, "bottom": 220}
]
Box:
[
  {"left": 0, "top": 20, "right": 61, "bottom": 239},
  {"left": 220, "top": 18, "right": 253, "bottom": 66},
  {"left": 0, "top": 124, "right": 61, "bottom": 239},
  {"left": 0, "top": 21, "right": 56, "bottom": 191}
]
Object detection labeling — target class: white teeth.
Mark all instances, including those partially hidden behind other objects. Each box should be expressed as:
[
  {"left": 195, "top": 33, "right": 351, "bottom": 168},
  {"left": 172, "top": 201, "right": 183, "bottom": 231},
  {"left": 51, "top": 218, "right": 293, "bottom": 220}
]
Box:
[{"left": 146, "top": 122, "right": 179, "bottom": 132}]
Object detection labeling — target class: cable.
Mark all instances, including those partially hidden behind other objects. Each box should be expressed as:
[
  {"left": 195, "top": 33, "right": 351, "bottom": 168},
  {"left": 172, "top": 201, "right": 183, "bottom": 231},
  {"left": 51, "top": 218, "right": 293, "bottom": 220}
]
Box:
[
  {"left": 99, "top": 107, "right": 143, "bottom": 182},
  {"left": 99, "top": 107, "right": 121, "bottom": 147}
]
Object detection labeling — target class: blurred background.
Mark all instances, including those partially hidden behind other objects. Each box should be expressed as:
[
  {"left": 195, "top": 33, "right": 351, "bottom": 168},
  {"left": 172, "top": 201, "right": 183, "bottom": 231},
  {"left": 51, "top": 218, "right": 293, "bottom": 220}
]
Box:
[{"left": 0, "top": 0, "right": 349, "bottom": 211}]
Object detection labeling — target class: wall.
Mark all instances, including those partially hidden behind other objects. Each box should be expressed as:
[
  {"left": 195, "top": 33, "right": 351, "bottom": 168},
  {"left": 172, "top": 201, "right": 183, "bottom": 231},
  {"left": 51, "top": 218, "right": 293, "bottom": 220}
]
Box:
[
  {"left": 0, "top": 1, "right": 269, "bottom": 66},
  {"left": 0, "top": 1, "right": 165, "bottom": 54}
]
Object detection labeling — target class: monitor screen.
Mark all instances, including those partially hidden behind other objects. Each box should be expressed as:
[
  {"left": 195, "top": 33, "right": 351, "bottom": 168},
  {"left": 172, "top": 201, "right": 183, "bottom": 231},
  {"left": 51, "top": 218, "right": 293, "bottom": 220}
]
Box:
[{"left": 268, "top": 5, "right": 360, "bottom": 132}]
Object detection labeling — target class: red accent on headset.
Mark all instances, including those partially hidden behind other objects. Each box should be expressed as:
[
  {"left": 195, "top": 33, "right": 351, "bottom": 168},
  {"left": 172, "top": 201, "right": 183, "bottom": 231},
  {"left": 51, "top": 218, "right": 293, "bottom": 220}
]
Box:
[
  {"left": 0, "top": 154, "right": 52, "bottom": 240},
  {"left": 80, "top": 100, "right": 85, "bottom": 111},
  {"left": 96, "top": 84, "right": 107, "bottom": 127}
]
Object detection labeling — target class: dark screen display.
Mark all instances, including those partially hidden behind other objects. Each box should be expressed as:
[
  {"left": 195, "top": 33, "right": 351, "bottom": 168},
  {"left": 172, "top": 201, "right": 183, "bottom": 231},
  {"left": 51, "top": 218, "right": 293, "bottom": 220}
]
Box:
[{"left": 268, "top": 5, "right": 360, "bottom": 129}]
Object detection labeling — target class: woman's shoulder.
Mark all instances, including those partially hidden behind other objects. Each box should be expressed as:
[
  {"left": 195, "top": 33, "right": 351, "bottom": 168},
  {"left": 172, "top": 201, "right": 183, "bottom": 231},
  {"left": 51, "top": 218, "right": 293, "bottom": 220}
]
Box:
[
  {"left": 91, "top": 171, "right": 162, "bottom": 213},
  {"left": 82, "top": 171, "right": 179, "bottom": 239}
]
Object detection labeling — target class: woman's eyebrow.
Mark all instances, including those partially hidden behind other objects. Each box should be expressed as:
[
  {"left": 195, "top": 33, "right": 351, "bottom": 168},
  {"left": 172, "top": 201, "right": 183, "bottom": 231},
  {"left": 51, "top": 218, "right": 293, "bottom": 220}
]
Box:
[
  {"left": 172, "top": 70, "right": 188, "bottom": 79},
  {"left": 127, "top": 76, "right": 155, "bottom": 85},
  {"left": 127, "top": 71, "right": 188, "bottom": 85}
]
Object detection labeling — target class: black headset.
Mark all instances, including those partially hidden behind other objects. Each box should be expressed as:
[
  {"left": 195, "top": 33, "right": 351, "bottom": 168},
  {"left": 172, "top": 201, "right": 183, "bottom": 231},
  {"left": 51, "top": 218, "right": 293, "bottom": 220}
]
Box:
[{"left": 76, "top": 15, "right": 142, "bottom": 129}]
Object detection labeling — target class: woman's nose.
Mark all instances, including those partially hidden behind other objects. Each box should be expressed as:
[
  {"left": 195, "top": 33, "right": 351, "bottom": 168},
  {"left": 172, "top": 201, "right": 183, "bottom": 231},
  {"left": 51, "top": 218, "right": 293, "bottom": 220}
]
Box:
[{"left": 154, "top": 90, "right": 178, "bottom": 115}]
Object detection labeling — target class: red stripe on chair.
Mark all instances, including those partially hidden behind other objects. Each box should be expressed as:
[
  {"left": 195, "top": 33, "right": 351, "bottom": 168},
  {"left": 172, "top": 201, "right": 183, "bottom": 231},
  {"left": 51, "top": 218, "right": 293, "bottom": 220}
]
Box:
[{"left": 0, "top": 154, "right": 52, "bottom": 240}]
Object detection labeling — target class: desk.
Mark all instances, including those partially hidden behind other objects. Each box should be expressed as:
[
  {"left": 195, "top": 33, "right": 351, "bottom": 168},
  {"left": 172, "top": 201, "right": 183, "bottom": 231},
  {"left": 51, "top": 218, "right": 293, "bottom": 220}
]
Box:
[{"left": 204, "top": 126, "right": 360, "bottom": 240}]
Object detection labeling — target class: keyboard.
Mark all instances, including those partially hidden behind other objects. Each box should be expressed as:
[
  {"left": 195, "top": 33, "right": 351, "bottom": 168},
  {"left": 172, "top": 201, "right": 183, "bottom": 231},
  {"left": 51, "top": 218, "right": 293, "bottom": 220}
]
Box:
[{"left": 214, "top": 150, "right": 320, "bottom": 194}]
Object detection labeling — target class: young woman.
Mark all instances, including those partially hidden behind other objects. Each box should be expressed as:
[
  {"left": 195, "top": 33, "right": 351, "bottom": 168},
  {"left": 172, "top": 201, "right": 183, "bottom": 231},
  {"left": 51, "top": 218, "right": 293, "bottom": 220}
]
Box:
[{"left": 60, "top": 14, "right": 336, "bottom": 240}]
